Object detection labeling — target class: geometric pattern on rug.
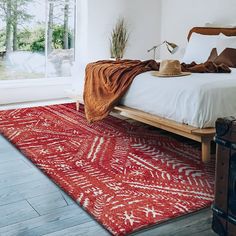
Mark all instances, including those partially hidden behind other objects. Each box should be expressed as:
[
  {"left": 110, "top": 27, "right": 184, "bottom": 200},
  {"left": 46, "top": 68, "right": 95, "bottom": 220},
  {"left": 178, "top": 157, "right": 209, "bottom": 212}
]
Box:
[{"left": 0, "top": 103, "right": 215, "bottom": 236}]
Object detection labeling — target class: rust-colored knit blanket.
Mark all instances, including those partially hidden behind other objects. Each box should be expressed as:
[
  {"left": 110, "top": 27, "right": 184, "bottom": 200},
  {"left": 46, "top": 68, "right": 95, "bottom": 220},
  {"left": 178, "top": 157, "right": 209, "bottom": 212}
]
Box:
[
  {"left": 84, "top": 60, "right": 159, "bottom": 122},
  {"left": 84, "top": 60, "right": 231, "bottom": 122},
  {"left": 182, "top": 61, "right": 231, "bottom": 73}
]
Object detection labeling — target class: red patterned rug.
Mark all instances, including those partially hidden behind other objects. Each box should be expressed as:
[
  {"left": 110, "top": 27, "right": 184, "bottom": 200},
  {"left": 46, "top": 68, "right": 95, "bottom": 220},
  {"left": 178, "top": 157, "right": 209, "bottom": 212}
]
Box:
[{"left": 0, "top": 103, "right": 215, "bottom": 235}]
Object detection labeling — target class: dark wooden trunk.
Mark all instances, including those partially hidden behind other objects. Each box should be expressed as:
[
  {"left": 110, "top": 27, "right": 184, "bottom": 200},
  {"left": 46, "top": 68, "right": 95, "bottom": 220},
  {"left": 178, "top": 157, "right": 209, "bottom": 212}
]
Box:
[{"left": 213, "top": 117, "right": 236, "bottom": 236}]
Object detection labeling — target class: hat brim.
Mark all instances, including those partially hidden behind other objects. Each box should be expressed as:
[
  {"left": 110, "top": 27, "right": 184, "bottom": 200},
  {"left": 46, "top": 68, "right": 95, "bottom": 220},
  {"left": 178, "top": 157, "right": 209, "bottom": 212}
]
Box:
[{"left": 152, "top": 71, "right": 191, "bottom": 77}]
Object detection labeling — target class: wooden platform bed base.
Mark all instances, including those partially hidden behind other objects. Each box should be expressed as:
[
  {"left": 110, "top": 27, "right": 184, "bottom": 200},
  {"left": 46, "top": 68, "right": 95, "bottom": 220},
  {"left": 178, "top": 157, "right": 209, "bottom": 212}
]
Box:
[
  {"left": 76, "top": 101, "right": 215, "bottom": 163},
  {"left": 114, "top": 106, "right": 215, "bottom": 163}
]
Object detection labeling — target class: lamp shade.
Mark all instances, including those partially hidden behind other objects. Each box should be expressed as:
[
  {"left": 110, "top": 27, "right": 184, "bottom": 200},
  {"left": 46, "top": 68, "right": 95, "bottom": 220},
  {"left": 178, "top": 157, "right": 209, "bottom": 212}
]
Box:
[{"left": 166, "top": 41, "right": 178, "bottom": 54}]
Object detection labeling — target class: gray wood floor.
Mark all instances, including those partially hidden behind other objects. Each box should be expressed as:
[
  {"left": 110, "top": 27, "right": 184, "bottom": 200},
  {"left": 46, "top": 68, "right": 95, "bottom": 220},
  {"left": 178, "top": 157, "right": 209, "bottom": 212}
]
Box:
[{"left": 0, "top": 135, "right": 217, "bottom": 236}]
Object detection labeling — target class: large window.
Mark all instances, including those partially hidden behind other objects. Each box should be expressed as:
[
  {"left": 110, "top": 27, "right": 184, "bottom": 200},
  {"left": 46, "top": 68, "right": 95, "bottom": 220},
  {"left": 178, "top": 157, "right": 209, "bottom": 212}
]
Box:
[{"left": 0, "top": 0, "right": 76, "bottom": 80}]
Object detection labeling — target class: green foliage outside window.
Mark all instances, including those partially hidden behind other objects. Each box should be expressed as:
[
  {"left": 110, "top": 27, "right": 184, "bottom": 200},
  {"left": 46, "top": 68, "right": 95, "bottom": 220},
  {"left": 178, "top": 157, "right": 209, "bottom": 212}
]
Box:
[
  {"left": 0, "top": 24, "right": 73, "bottom": 52},
  {"left": 52, "top": 25, "right": 72, "bottom": 49}
]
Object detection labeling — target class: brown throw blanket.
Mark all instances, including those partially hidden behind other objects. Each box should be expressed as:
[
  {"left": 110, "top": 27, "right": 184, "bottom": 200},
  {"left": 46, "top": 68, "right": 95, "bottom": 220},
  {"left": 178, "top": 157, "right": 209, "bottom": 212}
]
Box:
[
  {"left": 84, "top": 60, "right": 231, "bottom": 122},
  {"left": 182, "top": 61, "right": 231, "bottom": 73},
  {"left": 84, "top": 60, "right": 159, "bottom": 122}
]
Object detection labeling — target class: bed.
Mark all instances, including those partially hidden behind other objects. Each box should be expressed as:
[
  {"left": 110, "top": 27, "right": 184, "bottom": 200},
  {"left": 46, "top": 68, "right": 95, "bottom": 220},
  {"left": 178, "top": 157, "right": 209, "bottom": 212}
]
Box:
[{"left": 78, "top": 27, "right": 236, "bottom": 163}]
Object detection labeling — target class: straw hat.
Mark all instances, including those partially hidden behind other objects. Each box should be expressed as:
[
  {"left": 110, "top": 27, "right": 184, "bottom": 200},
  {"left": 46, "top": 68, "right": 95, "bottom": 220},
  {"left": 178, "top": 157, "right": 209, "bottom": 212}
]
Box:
[{"left": 152, "top": 60, "right": 191, "bottom": 77}]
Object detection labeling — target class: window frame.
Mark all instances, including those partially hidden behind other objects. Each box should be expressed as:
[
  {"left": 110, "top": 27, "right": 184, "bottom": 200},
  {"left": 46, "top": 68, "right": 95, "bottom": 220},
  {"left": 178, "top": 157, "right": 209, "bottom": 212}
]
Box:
[{"left": 0, "top": 0, "right": 77, "bottom": 86}]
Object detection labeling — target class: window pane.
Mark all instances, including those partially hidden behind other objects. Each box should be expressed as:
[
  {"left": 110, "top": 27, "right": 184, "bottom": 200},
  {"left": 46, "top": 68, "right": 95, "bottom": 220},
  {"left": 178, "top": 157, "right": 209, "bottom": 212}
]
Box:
[
  {"left": 0, "top": 0, "right": 75, "bottom": 80},
  {"left": 46, "top": 0, "right": 75, "bottom": 78},
  {"left": 0, "top": 0, "right": 46, "bottom": 80}
]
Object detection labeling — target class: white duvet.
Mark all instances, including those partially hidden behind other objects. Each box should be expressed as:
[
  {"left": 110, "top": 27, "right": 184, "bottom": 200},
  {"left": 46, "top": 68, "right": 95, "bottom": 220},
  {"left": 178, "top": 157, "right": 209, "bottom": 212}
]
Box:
[
  {"left": 77, "top": 66, "right": 236, "bottom": 128},
  {"left": 120, "top": 69, "right": 236, "bottom": 128}
]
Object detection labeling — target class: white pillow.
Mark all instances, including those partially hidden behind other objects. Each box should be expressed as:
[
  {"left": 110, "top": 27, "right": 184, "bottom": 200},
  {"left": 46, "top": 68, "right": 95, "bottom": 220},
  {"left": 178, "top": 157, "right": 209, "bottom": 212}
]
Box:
[
  {"left": 182, "top": 33, "right": 219, "bottom": 64},
  {"left": 216, "top": 33, "right": 236, "bottom": 55}
]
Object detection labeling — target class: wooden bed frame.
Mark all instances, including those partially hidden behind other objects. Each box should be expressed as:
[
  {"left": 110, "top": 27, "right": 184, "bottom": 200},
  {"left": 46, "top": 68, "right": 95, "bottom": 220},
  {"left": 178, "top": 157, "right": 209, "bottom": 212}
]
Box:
[
  {"left": 79, "top": 27, "right": 236, "bottom": 163},
  {"left": 113, "top": 105, "right": 215, "bottom": 163},
  {"left": 115, "top": 27, "right": 236, "bottom": 163},
  {"left": 76, "top": 99, "right": 214, "bottom": 163}
]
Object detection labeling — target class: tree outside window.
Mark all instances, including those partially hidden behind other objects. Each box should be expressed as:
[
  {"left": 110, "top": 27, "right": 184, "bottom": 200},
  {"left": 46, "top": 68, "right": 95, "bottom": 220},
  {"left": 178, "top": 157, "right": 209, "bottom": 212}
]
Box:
[{"left": 0, "top": 0, "right": 76, "bottom": 80}]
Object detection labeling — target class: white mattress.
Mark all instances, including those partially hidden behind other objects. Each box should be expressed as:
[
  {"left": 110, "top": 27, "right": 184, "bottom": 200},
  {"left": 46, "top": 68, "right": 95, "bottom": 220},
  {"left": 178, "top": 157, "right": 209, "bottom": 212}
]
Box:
[
  {"left": 78, "top": 66, "right": 236, "bottom": 128},
  {"left": 120, "top": 69, "right": 236, "bottom": 128}
]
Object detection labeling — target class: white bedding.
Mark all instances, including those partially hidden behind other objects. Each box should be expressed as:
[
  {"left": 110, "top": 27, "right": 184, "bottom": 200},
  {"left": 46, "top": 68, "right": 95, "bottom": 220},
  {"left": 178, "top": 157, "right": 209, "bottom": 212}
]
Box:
[
  {"left": 77, "top": 66, "right": 236, "bottom": 128},
  {"left": 120, "top": 69, "right": 236, "bottom": 128}
]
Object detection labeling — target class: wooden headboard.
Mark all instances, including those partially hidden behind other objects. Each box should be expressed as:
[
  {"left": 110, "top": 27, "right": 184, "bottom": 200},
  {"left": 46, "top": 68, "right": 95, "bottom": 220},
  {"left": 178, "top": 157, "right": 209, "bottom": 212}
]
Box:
[{"left": 188, "top": 27, "right": 236, "bottom": 41}]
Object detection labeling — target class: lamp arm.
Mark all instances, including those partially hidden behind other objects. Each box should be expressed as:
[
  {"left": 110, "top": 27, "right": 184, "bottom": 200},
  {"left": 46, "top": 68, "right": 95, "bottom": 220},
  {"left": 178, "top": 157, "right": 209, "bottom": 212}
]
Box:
[
  {"left": 147, "top": 40, "right": 178, "bottom": 60},
  {"left": 147, "top": 41, "right": 166, "bottom": 52}
]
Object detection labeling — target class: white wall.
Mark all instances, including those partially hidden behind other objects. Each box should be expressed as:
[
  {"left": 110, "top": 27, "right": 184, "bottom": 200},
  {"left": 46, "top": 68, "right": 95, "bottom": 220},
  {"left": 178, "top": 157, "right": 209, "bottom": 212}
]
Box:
[
  {"left": 123, "top": 0, "right": 161, "bottom": 60},
  {"left": 77, "top": 0, "right": 162, "bottom": 64},
  {"left": 77, "top": 0, "right": 126, "bottom": 65},
  {"left": 0, "top": 79, "right": 72, "bottom": 104},
  {"left": 160, "top": 0, "right": 236, "bottom": 60}
]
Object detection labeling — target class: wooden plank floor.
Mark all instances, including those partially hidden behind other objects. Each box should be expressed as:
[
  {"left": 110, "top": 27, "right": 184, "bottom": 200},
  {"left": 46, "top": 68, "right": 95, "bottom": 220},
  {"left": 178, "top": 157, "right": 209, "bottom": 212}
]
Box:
[{"left": 0, "top": 135, "right": 217, "bottom": 236}]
